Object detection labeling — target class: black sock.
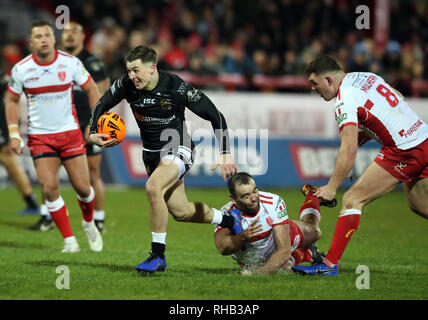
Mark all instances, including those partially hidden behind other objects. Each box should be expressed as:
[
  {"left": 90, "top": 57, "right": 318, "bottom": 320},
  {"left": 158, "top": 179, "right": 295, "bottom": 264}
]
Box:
[
  {"left": 23, "top": 194, "right": 38, "bottom": 209},
  {"left": 218, "top": 212, "right": 235, "bottom": 229},
  {"left": 151, "top": 242, "right": 166, "bottom": 259}
]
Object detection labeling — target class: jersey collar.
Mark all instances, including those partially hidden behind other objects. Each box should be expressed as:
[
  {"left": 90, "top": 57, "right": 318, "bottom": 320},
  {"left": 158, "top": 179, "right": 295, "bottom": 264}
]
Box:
[{"left": 32, "top": 49, "right": 59, "bottom": 66}]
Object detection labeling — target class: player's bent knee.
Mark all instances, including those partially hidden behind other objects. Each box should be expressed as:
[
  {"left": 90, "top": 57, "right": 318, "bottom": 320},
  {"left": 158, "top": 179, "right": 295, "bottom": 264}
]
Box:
[
  {"left": 409, "top": 206, "right": 428, "bottom": 219},
  {"left": 342, "top": 189, "right": 365, "bottom": 211},
  {"left": 145, "top": 179, "right": 162, "bottom": 201},
  {"left": 171, "top": 211, "right": 191, "bottom": 222}
]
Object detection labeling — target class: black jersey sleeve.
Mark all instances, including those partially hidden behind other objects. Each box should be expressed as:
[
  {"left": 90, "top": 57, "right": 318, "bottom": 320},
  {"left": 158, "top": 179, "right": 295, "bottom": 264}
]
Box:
[
  {"left": 176, "top": 80, "right": 231, "bottom": 154},
  {"left": 86, "top": 57, "right": 108, "bottom": 83},
  {"left": 89, "top": 75, "right": 128, "bottom": 134}
]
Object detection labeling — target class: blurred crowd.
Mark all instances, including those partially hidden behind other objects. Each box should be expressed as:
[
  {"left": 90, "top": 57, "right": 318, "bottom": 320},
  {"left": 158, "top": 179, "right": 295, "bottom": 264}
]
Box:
[{"left": 1, "top": 0, "right": 428, "bottom": 95}]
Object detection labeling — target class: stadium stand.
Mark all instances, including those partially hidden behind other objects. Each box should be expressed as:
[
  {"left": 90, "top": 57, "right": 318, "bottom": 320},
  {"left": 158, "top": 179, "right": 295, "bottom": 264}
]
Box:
[{"left": 1, "top": 0, "right": 428, "bottom": 95}]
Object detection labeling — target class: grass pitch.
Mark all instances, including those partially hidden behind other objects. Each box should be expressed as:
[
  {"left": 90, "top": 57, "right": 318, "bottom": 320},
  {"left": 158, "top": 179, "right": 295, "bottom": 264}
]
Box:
[{"left": 0, "top": 185, "right": 427, "bottom": 300}]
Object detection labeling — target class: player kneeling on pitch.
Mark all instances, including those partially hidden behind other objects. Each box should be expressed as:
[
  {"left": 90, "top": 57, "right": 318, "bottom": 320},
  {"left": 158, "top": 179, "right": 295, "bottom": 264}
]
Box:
[{"left": 214, "top": 172, "right": 334, "bottom": 275}]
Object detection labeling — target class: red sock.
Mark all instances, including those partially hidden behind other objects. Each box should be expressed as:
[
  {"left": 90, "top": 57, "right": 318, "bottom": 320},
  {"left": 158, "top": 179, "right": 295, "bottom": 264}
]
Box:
[
  {"left": 299, "top": 193, "right": 321, "bottom": 221},
  {"left": 47, "top": 197, "right": 73, "bottom": 238},
  {"left": 77, "top": 187, "right": 95, "bottom": 222},
  {"left": 324, "top": 209, "right": 361, "bottom": 266},
  {"left": 292, "top": 248, "right": 312, "bottom": 265}
]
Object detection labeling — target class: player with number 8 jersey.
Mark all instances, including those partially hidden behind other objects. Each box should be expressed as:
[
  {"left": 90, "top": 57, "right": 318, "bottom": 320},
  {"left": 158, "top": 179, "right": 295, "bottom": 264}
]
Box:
[
  {"left": 291, "top": 55, "right": 428, "bottom": 276},
  {"left": 334, "top": 72, "right": 428, "bottom": 151}
]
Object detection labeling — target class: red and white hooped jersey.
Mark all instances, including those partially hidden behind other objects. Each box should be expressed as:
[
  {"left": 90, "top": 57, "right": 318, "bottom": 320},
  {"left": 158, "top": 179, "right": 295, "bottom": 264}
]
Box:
[
  {"left": 7, "top": 49, "right": 92, "bottom": 134},
  {"left": 216, "top": 191, "right": 290, "bottom": 269},
  {"left": 335, "top": 72, "right": 428, "bottom": 150}
]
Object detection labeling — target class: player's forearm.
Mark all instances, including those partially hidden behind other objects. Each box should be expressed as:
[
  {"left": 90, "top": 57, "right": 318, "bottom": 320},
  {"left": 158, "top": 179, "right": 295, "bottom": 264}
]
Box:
[
  {"left": 84, "top": 80, "right": 101, "bottom": 111},
  {"left": 88, "top": 91, "right": 118, "bottom": 134},
  {"left": 328, "top": 143, "right": 357, "bottom": 190},
  {"left": 188, "top": 96, "right": 231, "bottom": 154},
  {"left": 215, "top": 234, "right": 247, "bottom": 255},
  {"left": 256, "top": 248, "right": 291, "bottom": 274}
]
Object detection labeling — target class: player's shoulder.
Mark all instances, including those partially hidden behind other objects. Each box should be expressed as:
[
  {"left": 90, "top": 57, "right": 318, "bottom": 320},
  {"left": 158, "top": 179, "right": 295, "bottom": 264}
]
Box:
[
  {"left": 259, "top": 191, "right": 283, "bottom": 205},
  {"left": 111, "top": 74, "right": 134, "bottom": 96},
  {"left": 336, "top": 72, "right": 371, "bottom": 104},
  {"left": 79, "top": 50, "right": 104, "bottom": 68},
  {"left": 158, "top": 70, "right": 187, "bottom": 91},
  {"left": 57, "top": 49, "right": 76, "bottom": 61},
  {"left": 14, "top": 53, "right": 34, "bottom": 70}
]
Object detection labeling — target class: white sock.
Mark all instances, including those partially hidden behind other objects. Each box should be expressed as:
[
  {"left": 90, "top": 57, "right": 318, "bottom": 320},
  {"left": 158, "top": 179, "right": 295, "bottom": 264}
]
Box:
[
  {"left": 211, "top": 208, "right": 223, "bottom": 225},
  {"left": 46, "top": 196, "right": 65, "bottom": 212},
  {"left": 152, "top": 232, "right": 167, "bottom": 245},
  {"left": 64, "top": 236, "right": 77, "bottom": 244},
  {"left": 40, "top": 204, "right": 52, "bottom": 220},
  {"left": 77, "top": 186, "right": 95, "bottom": 203},
  {"left": 94, "top": 210, "right": 105, "bottom": 221}
]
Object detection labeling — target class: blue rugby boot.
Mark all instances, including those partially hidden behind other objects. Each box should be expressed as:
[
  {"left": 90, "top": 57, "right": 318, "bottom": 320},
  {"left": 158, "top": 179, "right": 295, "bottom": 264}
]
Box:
[
  {"left": 229, "top": 208, "right": 244, "bottom": 235},
  {"left": 228, "top": 208, "right": 248, "bottom": 250},
  {"left": 136, "top": 252, "right": 166, "bottom": 274},
  {"left": 292, "top": 263, "right": 338, "bottom": 276}
]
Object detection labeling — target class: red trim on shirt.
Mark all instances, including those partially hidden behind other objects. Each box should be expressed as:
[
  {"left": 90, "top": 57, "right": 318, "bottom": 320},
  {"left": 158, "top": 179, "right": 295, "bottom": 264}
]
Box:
[
  {"left": 18, "top": 55, "right": 33, "bottom": 66},
  {"left": 339, "top": 122, "right": 358, "bottom": 133},
  {"left": 58, "top": 51, "right": 74, "bottom": 58},
  {"left": 250, "top": 229, "right": 272, "bottom": 242},
  {"left": 259, "top": 194, "right": 273, "bottom": 200},
  {"left": 32, "top": 50, "right": 59, "bottom": 66},
  {"left": 24, "top": 83, "right": 72, "bottom": 94},
  {"left": 260, "top": 200, "right": 273, "bottom": 205},
  {"left": 80, "top": 75, "right": 92, "bottom": 88},
  {"left": 336, "top": 78, "right": 344, "bottom": 99},
  {"left": 272, "top": 220, "right": 289, "bottom": 227},
  {"left": 7, "top": 85, "right": 20, "bottom": 96}
]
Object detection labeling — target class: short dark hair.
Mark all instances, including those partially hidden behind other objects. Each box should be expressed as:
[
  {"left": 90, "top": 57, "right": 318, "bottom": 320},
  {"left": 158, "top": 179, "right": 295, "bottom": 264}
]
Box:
[
  {"left": 29, "top": 20, "right": 53, "bottom": 36},
  {"left": 305, "top": 55, "right": 343, "bottom": 76},
  {"left": 125, "top": 45, "right": 158, "bottom": 65},
  {"left": 228, "top": 172, "right": 254, "bottom": 196}
]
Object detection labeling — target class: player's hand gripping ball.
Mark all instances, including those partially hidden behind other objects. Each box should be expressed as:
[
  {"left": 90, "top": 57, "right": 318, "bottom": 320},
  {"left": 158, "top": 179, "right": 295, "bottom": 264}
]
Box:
[{"left": 97, "top": 112, "right": 126, "bottom": 143}]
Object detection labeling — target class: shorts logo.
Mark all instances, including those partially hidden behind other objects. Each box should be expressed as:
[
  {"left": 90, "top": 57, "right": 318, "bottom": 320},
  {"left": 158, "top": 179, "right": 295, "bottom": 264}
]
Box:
[
  {"left": 394, "top": 162, "right": 410, "bottom": 179},
  {"left": 395, "top": 162, "right": 407, "bottom": 170},
  {"left": 58, "top": 71, "right": 66, "bottom": 82}
]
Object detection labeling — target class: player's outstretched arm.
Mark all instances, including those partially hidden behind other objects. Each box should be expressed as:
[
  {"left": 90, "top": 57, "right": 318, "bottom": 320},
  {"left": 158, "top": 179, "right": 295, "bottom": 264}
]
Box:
[
  {"left": 184, "top": 88, "right": 237, "bottom": 180},
  {"left": 315, "top": 125, "right": 358, "bottom": 201}
]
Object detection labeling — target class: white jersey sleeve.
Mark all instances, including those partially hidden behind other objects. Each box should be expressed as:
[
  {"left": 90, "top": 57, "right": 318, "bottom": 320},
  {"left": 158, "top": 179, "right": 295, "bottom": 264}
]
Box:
[
  {"left": 72, "top": 57, "right": 91, "bottom": 87},
  {"left": 7, "top": 64, "right": 25, "bottom": 96},
  {"left": 271, "top": 195, "right": 289, "bottom": 226},
  {"left": 334, "top": 85, "right": 360, "bottom": 132}
]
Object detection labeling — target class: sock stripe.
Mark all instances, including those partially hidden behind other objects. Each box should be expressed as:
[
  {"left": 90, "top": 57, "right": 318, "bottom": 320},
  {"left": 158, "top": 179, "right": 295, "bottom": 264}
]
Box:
[
  {"left": 340, "top": 209, "right": 362, "bottom": 216},
  {"left": 300, "top": 207, "right": 321, "bottom": 221}
]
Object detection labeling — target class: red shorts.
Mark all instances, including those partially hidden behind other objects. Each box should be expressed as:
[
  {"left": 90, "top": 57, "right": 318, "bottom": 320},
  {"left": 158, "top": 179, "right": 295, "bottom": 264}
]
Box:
[
  {"left": 374, "top": 138, "right": 428, "bottom": 182},
  {"left": 289, "top": 220, "right": 303, "bottom": 251},
  {"left": 27, "top": 129, "right": 86, "bottom": 160}
]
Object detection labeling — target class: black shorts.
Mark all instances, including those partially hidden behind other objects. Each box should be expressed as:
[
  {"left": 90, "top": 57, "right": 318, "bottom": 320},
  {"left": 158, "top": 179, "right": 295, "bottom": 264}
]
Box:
[
  {"left": 142, "top": 144, "right": 195, "bottom": 179},
  {"left": 86, "top": 142, "right": 103, "bottom": 156}
]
